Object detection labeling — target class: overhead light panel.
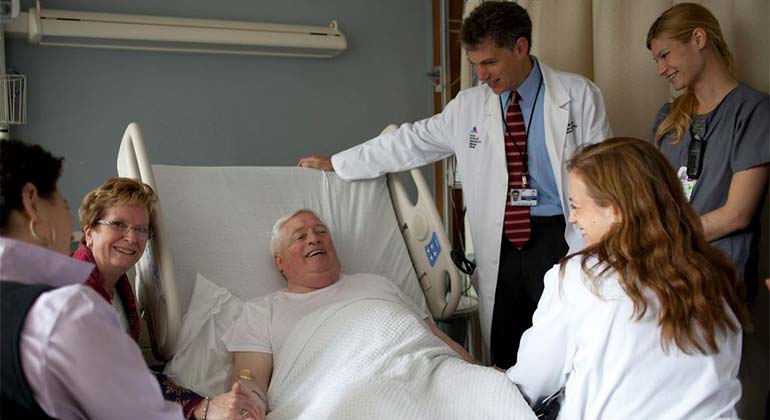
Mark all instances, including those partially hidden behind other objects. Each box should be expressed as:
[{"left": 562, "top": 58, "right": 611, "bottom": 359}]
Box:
[{"left": 4, "top": 5, "right": 347, "bottom": 58}]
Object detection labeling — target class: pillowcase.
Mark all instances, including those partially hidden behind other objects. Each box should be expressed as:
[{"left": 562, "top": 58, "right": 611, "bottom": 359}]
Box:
[{"left": 164, "top": 273, "right": 243, "bottom": 397}]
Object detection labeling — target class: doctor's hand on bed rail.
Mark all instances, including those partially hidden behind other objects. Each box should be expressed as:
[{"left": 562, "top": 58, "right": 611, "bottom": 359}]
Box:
[{"left": 297, "top": 155, "right": 334, "bottom": 171}]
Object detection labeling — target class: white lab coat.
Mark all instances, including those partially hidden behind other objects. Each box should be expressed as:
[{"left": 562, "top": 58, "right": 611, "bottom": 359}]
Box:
[
  {"left": 332, "top": 61, "right": 611, "bottom": 353},
  {"left": 507, "top": 257, "right": 742, "bottom": 419}
]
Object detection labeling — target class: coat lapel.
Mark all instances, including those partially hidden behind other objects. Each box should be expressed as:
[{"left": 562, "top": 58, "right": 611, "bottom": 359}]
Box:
[
  {"left": 484, "top": 92, "right": 506, "bottom": 177},
  {"left": 540, "top": 62, "right": 570, "bottom": 203}
]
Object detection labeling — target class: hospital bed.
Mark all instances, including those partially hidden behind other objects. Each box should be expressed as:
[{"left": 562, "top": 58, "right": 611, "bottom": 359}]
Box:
[
  {"left": 116, "top": 122, "right": 534, "bottom": 419},
  {"left": 117, "top": 122, "right": 463, "bottom": 361}
]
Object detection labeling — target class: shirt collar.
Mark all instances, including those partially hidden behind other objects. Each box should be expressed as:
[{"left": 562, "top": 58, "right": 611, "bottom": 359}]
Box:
[
  {"left": 0, "top": 237, "right": 94, "bottom": 288},
  {"left": 501, "top": 56, "right": 542, "bottom": 108}
]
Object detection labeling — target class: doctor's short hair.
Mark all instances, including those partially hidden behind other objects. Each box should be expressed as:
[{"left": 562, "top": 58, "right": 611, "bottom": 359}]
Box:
[
  {"left": 460, "top": 1, "right": 532, "bottom": 52},
  {"left": 269, "top": 209, "right": 325, "bottom": 256}
]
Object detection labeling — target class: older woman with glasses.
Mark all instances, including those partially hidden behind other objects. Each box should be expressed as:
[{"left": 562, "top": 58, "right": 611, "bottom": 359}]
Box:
[
  {"left": 74, "top": 177, "right": 154, "bottom": 341},
  {"left": 74, "top": 177, "right": 259, "bottom": 420}
]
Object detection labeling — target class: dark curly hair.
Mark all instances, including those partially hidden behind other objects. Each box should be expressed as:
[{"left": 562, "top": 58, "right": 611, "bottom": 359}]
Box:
[
  {"left": 0, "top": 140, "right": 64, "bottom": 232},
  {"left": 460, "top": 1, "right": 532, "bottom": 51}
]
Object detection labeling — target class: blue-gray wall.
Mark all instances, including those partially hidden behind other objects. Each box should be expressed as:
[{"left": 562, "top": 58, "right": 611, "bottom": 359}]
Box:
[{"left": 6, "top": 0, "right": 434, "bottom": 223}]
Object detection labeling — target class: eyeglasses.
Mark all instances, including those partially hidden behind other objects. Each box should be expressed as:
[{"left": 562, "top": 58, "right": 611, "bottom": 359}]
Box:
[{"left": 96, "top": 220, "right": 152, "bottom": 240}]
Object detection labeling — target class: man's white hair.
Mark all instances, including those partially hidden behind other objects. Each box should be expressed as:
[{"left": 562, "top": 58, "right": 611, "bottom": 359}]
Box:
[{"left": 269, "top": 209, "right": 323, "bottom": 256}]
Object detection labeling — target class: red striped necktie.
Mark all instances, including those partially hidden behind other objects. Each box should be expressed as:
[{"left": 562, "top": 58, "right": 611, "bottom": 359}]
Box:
[{"left": 503, "top": 91, "right": 531, "bottom": 249}]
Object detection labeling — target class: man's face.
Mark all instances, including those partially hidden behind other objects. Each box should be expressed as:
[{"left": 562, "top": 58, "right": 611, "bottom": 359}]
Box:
[
  {"left": 466, "top": 37, "right": 531, "bottom": 95},
  {"left": 274, "top": 212, "right": 341, "bottom": 292}
]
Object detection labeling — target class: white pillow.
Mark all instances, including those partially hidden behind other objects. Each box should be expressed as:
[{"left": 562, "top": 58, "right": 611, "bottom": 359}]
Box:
[{"left": 164, "top": 273, "right": 242, "bottom": 397}]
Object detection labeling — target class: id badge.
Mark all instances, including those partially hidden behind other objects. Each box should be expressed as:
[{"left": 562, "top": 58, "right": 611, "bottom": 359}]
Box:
[
  {"left": 677, "top": 166, "right": 696, "bottom": 202},
  {"left": 510, "top": 188, "right": 538, "bottom": 206}
]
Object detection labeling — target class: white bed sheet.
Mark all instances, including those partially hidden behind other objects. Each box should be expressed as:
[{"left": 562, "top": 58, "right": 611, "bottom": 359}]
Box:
[
  {"left": 150, "top": 165, "right": 427, "bottom": 318},
  {"left": 166, "top": 275, "right": 536, "bottom": 420},
  {"left": 268, "top": 298, "right": 535, "bottom": 420}
]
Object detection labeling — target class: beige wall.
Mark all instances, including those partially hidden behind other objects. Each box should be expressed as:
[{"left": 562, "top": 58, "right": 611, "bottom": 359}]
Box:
[{"left": 527, "top": 0, "right": 768, "bottom": 138}]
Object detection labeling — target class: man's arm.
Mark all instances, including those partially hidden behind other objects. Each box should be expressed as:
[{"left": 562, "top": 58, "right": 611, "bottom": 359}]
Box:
[
  {"left": 425, "top": 319, "right": 476, "bottom": 363},
  {"left": 700, "top": 165, "right": 768, "bottom": 242},
  {"left": 230, "top": 351, "right": 273, "bottom": 417}
]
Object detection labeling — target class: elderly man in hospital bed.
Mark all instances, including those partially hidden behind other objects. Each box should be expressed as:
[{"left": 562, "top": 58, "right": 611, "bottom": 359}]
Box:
[{"left": 224, "top": 209, "right": 535, "bottom": 420}]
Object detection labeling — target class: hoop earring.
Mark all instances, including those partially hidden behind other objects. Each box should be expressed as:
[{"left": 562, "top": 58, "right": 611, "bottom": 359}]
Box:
[
  {"left": 29, "top": 219, "right": 47, "bottom": 246},
  {"left": 49, "top": 223, "right": 57, "bottom": 248},
  {"left": 29, "top": 218, "right": 56, "bottom": 249}
]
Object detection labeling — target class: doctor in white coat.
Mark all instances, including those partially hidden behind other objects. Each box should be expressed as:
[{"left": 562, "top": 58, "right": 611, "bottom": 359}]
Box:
[{"left": 300, "top": 1, "right": 611, "bottom": 366}]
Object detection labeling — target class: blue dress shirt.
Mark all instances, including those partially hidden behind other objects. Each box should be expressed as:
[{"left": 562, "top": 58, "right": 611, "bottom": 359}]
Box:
[{"left": 500, "top": 57, "right": 563, "bottom": 217}]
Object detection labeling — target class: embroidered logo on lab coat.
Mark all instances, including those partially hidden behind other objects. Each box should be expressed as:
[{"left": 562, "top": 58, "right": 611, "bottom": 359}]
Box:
[
  {"left": 566, "top": 121, "right": 578, "bottom": 134},
  {"left": 469, "top": 126, "right": 481, "bottom": 149}
]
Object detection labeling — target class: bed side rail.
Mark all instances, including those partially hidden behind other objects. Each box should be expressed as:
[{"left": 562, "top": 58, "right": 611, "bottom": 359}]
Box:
[
  {"left": 117, "top": 122, "right": 180, "bottom": 361},
  {"left": 382, "top": 126, "right": 462, "bottom": 320}
]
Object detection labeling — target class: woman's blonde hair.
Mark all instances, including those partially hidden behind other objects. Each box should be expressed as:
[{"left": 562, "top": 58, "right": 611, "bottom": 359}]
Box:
[
  {"left": 646, "top": 3, "right": 736, "bottom": 145},
  {"left": 79, "top": 177, "right": 157, "bottom": 242},
  {"left": 565, "top": 138, "right": 749, "bottom": 354}
]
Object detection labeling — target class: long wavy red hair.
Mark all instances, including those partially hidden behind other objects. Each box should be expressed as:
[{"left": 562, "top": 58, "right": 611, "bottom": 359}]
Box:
[{"left": 564, "top": 137, "right": 749, "bottom": 354}]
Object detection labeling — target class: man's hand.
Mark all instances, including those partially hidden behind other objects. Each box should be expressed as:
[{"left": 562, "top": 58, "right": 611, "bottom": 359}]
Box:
[
  {"left": 426, "top": 320, "right": 476, "bottom": 364},
  {"left": 227, "top": 352, "right": 273, "bottom": 419},
  {"left": 194, "top": 382, "right": 264, "bottom": 420},
  {"left": 298, "top": 155, "right": 334, "bottom": 171}
]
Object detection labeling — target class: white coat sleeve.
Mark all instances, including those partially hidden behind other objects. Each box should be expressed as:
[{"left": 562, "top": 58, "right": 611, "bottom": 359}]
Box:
[
  {"left": 331, "top": 91, "right": 466, "bottom": 180},
  {"left": 28, "top": 287, "right": 184, "bottom": 420},
  {"left": 506, "top": 265, "right": 577, "bottom": 407},
  {"left": 579, "top": 80, "right": 612, "bottom": 145}
]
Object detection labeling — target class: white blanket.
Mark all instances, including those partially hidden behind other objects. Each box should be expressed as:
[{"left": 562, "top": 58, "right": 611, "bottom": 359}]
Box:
[{"left": 267, "top": 298, "right": 536, "bottom": 420}]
